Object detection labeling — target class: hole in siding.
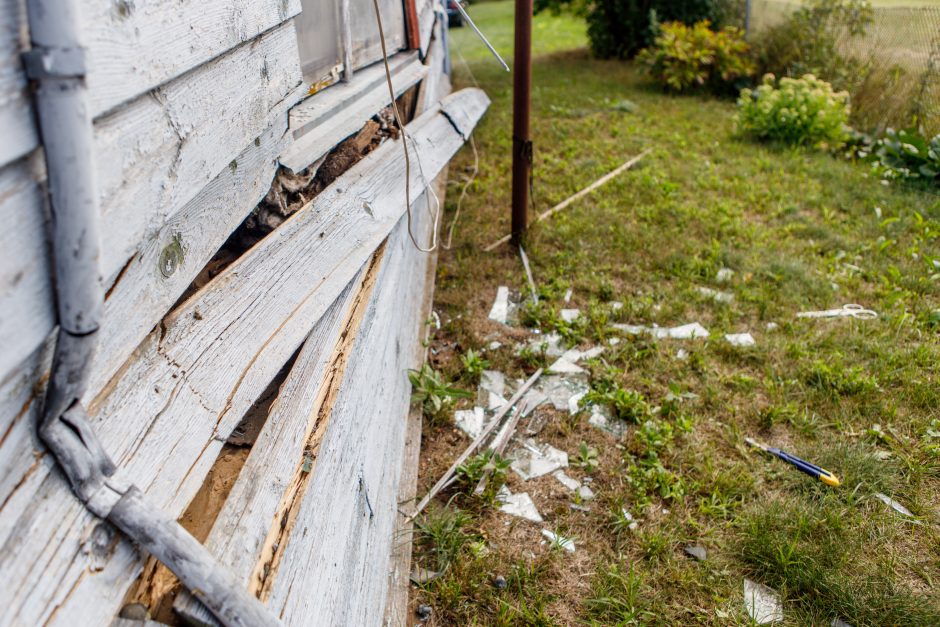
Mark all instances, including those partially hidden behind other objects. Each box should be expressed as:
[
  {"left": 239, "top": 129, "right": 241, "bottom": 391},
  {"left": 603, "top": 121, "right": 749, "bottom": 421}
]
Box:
[
  {"left": 118, "top": 348, "right": 301, "bottom": 625},
  {"left": 173, "top": 87, "right": 420, "bottom": 309}
]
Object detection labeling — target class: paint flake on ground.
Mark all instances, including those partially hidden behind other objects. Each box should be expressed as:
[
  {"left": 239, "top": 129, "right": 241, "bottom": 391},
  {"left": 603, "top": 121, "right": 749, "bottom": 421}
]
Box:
[
  {"left": 496, "top": 487, "right": 544, "bottom": 523},
  {"left": 488, "top": 286, "right": 510, "bottom": 323},
  {"left": 744, "top": 578, "right": 784, "bottom": 624}
]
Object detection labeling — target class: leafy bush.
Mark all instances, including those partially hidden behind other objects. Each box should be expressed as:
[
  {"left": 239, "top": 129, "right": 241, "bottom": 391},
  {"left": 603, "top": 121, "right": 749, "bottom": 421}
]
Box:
[
  {"left": 637, "top": 20, "right": 754, "bottom": 93},
  {"left": 535, "top": 0, "right": 738, "bottom": 59},
  {"left": 865, "top": 128, "right": 940, "bottom": 182},
  {"left": 736, "top": 74, "right": 850, "bottom": 147}
]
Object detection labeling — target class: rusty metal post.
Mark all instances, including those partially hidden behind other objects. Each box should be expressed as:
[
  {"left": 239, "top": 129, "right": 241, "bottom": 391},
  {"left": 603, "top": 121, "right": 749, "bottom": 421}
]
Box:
[{"left": 511, "top": 0, "right": 533, "bottom": 246}]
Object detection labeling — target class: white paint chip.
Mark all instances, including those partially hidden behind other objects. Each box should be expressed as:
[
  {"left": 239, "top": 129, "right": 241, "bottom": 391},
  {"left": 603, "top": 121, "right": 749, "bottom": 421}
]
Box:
[
  {"left": 716, "top": 267, "right": 734, "bottom": 283},
  {"left": 676, "top": 348, "right": 689, "bottom": 360},
  {"left": 744, "top": 579, "right": 783, "bottom": 624},
  {"left": 497, "top": 487, "right": 543, "bottom": 523},
  {"left": 560, "top": 308, "right": 581, "bottom": 323},
  {"left": 563, "top": 288, "right": 573, "bottom": 303},
  {"left": 613, "top": 322, "right": 710, "bottom": 340},
  {"left": 577, "top": 485, "right": 595, "bottom": 501},
  {"left": 567, "top": 390, "right": 587, "bottom": 415},
  {"left": 725, "top": 332, "right": 756, "bottom": 347},
  {"left": 766, "top": 322, "right": 779, "bottom": 331},
  {"left": 541, "top": 529, "right": 575, "bottom": 553},
  {"left": 488, "top": 286, "right": 510, "bottom": 323}
]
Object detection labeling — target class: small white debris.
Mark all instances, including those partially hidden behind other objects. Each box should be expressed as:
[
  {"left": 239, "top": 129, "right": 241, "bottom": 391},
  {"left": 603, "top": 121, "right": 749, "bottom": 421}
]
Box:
[
  {"left": 796, "top": 304, "right": 877, "bottom": 319},
  {"left": 874, "top": 493, "right": 916, "bottom": 518},
  {"left": 621, "top": 508, "right": 638, "bottom": 531},
  {"left": 610, "top": 301, "right": 623, "bottom": 311},
  {"left": 560, "top": 308, "right": 581, "bottom": 323},
  {"left": 873, "top": 206, "right": 882, "bottom": 219},
  {"left": 430, "top": 310, "right": 441, "bottom": 329},
  {"left": 520, "top": 389, "right": 549, "bottom": 416},
  {"left": 541, "top": 529, "right": 575, "bottom": 553},
  {"left": 684, "top": 545, "right": 707, "bottom": 561},
  {"left": 765, "top": 322, "right": 779, "bottom": 331},
  {"left": 578, "top": 345, "right": 606, "bottom": 360},
  {"left": 488, "top": 286, "right": 510, "bottom": 323},
  {"left": 519, "top": 332, "right": 566, "bottom": 358},
  {"left": 608, "top": 337, "right": 621, "bottom": 346},
  {"left": 744, "top": 578, "right": 784, "bottom": 624},
  {"left": 676, "top": 348, "right": 689, "bottom": 360},
  {"left": 539, "top": 374, "right": 590, "bottom": 411},
  {"left": 547, "top": 357, "right": 585, "bottom": 375},
  {"left": 697, "top": 286, "right": 734, "bottom": 303},
  {"left": 613, "top": 322, "right": 710, "bottom": 340},
  {"left": 563, "top": 288, "right": 573, "bottom": 303},
  {"left": 480, "top": 370, "right": 506, "bottom": 397},
  {"left": 553, "top": 470, "right": 581, "bottom": 491},
  {"left": 725, "top": 332, "right": 756, "bottom": 347},
  {"left": 454, "top": 407, "right": 486, "bottom": 438},
  {"left": 487, "top": 341, "right": 503, "bottom": 351},
  {"left": 716, "top": 268, "right": 734, "bottom": 283},
  {"left": 497, "top": 487, "right": 543, "bottom": 523},
  {"left": 485, "top": 391, "right": 508, "bottom": 411},
  {"left": 832, "top": 619, "right": 853, "bottom": 627},
  {"left": 569, "top": 503, "right": 591, "bottom": 512},
  {"left": 588, "top": 406, "right": 627, "bottom": 438},
  {"left": 567, "top": 390, "right": 587, "bottom": 414},
  {"left": 576, "top": 485, "right": 595, "bottom": 501},
  {"left": 511, "top": 439, "right": 569, "bottom": 480}
]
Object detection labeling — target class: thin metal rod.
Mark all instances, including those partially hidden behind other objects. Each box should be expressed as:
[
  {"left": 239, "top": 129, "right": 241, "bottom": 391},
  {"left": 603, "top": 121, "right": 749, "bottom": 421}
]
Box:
[
  {"left": 408, "top": 368, "right": 543, "bottom": 519},
  {"left": 487, "top": 149, "right": 650, "bottom": 251},
  {"left": 510, "top": 0, "right": 533, "bottom": 245},
  {"left": 452, "top": 1, "right": 510, "bottom": 71}
]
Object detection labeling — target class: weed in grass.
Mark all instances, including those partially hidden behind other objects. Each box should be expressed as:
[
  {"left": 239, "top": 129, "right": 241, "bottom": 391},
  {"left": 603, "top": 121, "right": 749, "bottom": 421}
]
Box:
[
  {"left": 516, "top": 343, "right": 548, "bottom": 370},
  {"left": 573, "top": 442, "right": 599, "bottom": 472},
  {"left": 455, "top": 449, "right": 512, "bottom": 504},
  {"left": 585, "top": 384, "right": 652, "bottom": 423},
  {"left": 409, "top": 364, "right": 472, "bottom": 425},
  {"left": 415, "top": 505, "right": 478, "bottom": 573},
  {"left": 460, "top": 348, "right": 490, "bottom": 382},
  {"left": 584, "top": 563, "right": 648, "bottom": 625},
  {"left": 803, "top": 359, "right": 879, "bottom": 397}
]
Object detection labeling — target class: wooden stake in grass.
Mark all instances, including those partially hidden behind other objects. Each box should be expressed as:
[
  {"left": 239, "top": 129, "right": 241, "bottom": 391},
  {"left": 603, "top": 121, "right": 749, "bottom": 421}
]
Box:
[
  {"left": 409, "top": 368, "right": 543, "bottom": 519},
  {"left": 484, "top": 149, "right": 651, "bottom": 251}
]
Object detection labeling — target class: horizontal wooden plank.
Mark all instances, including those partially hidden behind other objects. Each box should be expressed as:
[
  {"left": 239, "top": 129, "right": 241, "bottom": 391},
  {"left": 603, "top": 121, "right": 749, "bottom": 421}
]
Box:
[
  {"left": 0, "top": 88, "right": 488, "bottom": 626},
  {"left": 95, "top": 21, "right": 302, "bottom": 285},
  {"left": 0, "top": 156, "right": 52, "bottom": 389},
  {"left": 0, "top": 0, "right": 38, "bottom": 168},
  {"left": 282, "top": 53, "right": 428, "bottom": 172},
  {"left": 0, "top": 23, "right": 301, "bottom": 389},
  {"left": 268, "top": 186, "right": 435, "bottom": 626},
  {"left": 83, "top": 0, "right": 301, "bottom": 117}
]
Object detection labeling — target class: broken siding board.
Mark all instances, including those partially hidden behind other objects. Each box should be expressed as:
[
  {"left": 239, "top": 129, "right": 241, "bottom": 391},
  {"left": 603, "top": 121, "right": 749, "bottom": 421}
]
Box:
[
  {"left": 0, "top": 89, "right": 488, "bottom": 627},
  {"left": 95, "top": 21, "right": 302, "bottom": 286},
  {"left": 268, "top": 189, "right": 435, "bottom": 626},
  {"left": 0, "top": 0, "right": 38, "bottom": 168},
  {"left": 417, "top": 0, "right": 436, "bottom": 57},
  {"left": 172, "top": 259, "right": 377, "bottom": 624},
  {"left": 281, "top": 54, "right": 428, "bottom": 172},
  {"left": 0, "top": 24, "right": 300, "bottom": 390},
  {"left": 83, "top": 0, "right": 301, "bottom": 117}
]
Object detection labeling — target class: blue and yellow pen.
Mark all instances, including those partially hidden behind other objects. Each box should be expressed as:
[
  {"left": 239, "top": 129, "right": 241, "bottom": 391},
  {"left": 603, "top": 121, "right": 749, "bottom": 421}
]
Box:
[{"left": 745, "top": 437, "right": 841, "bottom": 487}]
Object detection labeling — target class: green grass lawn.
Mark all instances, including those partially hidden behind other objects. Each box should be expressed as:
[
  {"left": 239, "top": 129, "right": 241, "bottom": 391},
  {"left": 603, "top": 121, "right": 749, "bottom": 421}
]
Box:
[{"left": 411, "top": 3, "right": 940, "bottom": 624}]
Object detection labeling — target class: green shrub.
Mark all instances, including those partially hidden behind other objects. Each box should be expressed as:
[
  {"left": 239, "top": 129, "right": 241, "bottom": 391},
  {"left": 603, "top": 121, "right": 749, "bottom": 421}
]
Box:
[
  {"left": 736, "top": 74, "right": 850, "bottom": 148},
  {"left": 535, "top": 0, "right": 738, "bottom": 59},
  {"left": 637, "top": 20, "right": 754, "bottom": 93},
  {"left": 866, "top": 128, "right": 940, "bottom": 183}
]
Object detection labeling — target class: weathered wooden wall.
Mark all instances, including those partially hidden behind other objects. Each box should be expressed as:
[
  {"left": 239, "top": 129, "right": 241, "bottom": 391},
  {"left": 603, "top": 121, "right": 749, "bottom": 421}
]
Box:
[{"left": 0, "top": 0, "right": 479, "bottom": 623}]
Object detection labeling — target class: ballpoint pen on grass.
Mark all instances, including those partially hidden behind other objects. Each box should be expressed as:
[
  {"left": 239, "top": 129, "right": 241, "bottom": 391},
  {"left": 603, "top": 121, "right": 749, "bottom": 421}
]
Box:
[{"left": 745, "top": 437, "right": 841, "bottom": 487}]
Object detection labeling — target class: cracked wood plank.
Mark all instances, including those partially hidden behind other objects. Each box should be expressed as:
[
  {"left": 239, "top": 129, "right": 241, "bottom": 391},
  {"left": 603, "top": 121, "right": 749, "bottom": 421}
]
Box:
[
  {"left": 0, "top": 87, "right": 488, "bottom": 627},
  {"left": 0, "top": 22, "right": 301, "bottom": 390},
  {"left": 172, "top": 251, "right": 383, "bottom": 625},
  {"left": 268, "top": 187, "right": 438, "bottom": 627},
  {"left": 282, "top": 51, "right": 427, "bottom": 173}
]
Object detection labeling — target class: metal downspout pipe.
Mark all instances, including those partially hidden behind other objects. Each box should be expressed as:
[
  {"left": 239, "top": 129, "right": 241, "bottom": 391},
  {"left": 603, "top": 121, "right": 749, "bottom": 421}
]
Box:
[{"left": 23, "top": 0, "right": 280, "bottom": 624}]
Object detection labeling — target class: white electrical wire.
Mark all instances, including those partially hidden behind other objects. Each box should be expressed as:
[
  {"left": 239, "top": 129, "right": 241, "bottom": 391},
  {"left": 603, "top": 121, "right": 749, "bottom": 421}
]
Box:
[{"left": 371, "top": 0, "right": 441, "bottom": 253}]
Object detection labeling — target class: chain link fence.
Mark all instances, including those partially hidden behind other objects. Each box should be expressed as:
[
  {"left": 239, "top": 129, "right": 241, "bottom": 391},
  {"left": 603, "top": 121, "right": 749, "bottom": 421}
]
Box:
[{"left": 743, "top": 0, "right": 940, "bottom": 135}]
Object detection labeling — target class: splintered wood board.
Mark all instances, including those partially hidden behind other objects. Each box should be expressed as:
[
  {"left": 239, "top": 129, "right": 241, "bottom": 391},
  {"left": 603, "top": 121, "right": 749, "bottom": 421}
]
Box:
[
  {"left": 0, "top": 22, "right": 302, "bottom": 389},
  {"left": 0, "top": 87, "right": 488, "bottom": 626},
  {"left": 282, "top": 52, "right": 428, "bottom": 173}
]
